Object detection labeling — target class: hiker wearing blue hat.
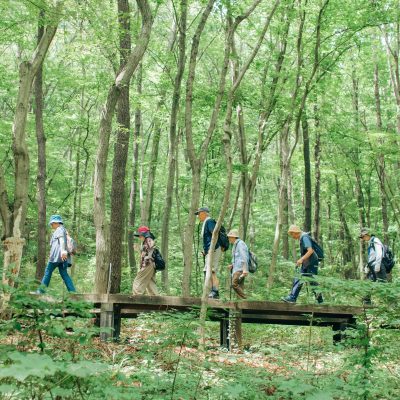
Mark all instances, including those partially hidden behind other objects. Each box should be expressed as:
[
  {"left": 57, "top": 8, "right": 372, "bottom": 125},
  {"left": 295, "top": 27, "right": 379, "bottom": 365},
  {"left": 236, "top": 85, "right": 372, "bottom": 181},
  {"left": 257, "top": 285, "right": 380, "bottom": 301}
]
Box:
[{"left": 37, "top": 214, "right": 76, "bottom": 293}]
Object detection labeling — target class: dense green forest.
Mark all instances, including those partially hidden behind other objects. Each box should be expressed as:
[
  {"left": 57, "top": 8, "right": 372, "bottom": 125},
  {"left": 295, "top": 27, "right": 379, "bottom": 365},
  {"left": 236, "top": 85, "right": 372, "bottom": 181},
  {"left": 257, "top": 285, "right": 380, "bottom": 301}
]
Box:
[{"left": 0, "top": 0, "right": 399, "bottom": 398}]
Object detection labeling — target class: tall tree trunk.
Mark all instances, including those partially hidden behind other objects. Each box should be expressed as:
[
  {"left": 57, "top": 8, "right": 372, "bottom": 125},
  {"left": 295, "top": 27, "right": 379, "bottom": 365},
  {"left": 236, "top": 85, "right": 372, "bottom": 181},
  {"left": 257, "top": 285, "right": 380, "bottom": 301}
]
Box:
[
  {"left": 94, "top": 0, "right": 153, "bottom": 294},
  {"left": 160, "top": 0, "right": 188, "bottom": 293},
  {"left": 374, "top": 63, "right": 389, "bottom": 243},
  {"left": 128, "top": 64, "right": 143, "bottom": 276},
  {"left": 302, "top": 112, "right": 312, "bottom": 232},
  {"left": 313, "top": 104, "right": 321, "bottom": 243},
  {"left": 109, "top": 0, "right": 132, "bottom": 294},
  {"left": 34, "top": 10, "right": 47, "bottom": 281}
]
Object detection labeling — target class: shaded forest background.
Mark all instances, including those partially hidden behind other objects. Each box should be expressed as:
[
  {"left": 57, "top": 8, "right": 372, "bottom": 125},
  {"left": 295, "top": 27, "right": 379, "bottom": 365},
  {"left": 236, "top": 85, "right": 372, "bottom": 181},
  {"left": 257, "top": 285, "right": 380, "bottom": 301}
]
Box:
[{"left": 1, "top": 0, "right": 399, "bottom": 297}]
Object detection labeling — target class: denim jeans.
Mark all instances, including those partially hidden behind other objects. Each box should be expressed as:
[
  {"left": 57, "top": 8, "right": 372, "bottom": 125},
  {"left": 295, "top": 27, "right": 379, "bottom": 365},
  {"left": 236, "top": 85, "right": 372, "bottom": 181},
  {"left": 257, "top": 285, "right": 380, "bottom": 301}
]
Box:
[
  {"left": 288, "top": 265, "right": 318, "bottom": 301},
  {"left": 39, "top": 261, "right": 76, "bottom": 292}
]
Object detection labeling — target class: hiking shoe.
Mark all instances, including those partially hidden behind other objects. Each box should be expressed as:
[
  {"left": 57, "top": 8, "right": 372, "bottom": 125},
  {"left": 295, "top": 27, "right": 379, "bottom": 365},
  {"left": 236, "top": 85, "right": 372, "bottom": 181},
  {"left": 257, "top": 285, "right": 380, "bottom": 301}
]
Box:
[
  {"left": 208, "top": 290, "right": 219, "bottom": 299},
  {"left": 281, "top": 296, "right": 296, "bottom": 304},
  {"left": 315, "top": 294, "right": 324, "bottom": 304}
]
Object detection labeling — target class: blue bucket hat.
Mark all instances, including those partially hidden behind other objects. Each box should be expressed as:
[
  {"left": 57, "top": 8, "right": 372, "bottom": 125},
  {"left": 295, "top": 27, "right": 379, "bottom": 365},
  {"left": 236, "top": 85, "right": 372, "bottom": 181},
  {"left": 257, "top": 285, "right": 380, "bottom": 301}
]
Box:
[{"left": 49, "top": 215, "right": 63, "bottom": 225}]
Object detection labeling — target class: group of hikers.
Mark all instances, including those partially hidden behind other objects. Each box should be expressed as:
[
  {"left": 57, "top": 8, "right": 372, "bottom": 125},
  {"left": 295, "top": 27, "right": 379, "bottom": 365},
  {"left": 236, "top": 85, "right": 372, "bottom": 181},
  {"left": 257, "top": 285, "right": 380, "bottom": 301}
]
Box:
[{"left": 37, "top": 209, "right": 393, "bottom": 303}]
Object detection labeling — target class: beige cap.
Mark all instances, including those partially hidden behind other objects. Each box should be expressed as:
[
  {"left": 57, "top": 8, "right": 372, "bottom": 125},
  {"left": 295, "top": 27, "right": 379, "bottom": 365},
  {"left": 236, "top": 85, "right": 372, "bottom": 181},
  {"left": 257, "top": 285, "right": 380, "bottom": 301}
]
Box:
[
  {"left": 288, "top": 225, "right": 302, "bottom": 234},
  {"left": 227, "top": 229, "right": 240, "bottom": 238}
]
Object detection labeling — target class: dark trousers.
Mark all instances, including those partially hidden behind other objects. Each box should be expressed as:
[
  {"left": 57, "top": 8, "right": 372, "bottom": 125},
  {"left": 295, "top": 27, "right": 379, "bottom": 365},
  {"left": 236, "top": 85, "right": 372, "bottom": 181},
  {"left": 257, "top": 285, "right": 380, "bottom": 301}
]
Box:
[{"left": 289, "top": 265, "right": 319, "bottom": 301}]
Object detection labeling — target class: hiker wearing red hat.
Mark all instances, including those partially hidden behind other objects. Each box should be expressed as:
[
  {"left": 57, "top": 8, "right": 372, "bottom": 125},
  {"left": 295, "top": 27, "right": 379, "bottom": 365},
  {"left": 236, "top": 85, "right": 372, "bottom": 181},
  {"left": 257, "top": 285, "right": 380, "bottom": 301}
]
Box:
[{"left": 131, "top": 226, "right": 159, "bottom": 295}]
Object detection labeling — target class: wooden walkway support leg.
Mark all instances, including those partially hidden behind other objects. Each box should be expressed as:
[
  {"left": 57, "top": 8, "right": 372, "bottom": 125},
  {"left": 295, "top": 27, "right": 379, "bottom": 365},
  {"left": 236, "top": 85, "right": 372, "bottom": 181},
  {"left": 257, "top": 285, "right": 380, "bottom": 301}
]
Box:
[
  {"left": 332, "top": 322, "right": 347, "bottom": 344},
  {"left": 220, "top": 315, "right": 230, "bottom": 350},
  {"left": 100, "top": 303, "right": 121, "bottom": 341}
]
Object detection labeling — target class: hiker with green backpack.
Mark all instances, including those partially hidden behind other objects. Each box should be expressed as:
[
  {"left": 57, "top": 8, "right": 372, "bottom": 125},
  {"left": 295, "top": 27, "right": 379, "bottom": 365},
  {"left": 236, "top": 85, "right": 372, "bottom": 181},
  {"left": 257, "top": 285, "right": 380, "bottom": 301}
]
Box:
[
  {"left": 282, "top": 225, "right": 323, "bottom": 304},
  {"left": 227, "top": 229, "right": 249, "bottom": 299}
]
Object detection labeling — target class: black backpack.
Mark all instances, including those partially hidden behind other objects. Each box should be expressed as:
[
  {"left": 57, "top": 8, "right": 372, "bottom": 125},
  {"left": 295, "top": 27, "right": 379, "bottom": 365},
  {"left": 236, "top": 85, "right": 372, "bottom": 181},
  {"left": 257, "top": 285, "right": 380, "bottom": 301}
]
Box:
[
  {"left": 382, "top": 245, "right": 395, "bottom": 273},
  {"left": 152, "top": 248, "right": 165, "bottom": 271},
  {"left": 217, "top": 225, "right": 230, "bottom": 251},
  {"left": 310, "top": 237, "right": 324, "bottom": 261}
]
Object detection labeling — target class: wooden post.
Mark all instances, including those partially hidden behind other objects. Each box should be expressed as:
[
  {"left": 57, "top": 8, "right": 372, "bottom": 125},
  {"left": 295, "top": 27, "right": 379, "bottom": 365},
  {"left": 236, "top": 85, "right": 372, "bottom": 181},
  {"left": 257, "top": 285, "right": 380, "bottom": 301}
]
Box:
[
  {"left": 234, "top": 309, "right": 243, "bottom": 349},
  {"left": 100, "top": 303, "right": 121, "bottom": 341},
  {"left": 220, "top": 315, "right": 230, "bottom": 349},
  {"left": 332, "top": 322, "right": 347, "bottom": 344}
]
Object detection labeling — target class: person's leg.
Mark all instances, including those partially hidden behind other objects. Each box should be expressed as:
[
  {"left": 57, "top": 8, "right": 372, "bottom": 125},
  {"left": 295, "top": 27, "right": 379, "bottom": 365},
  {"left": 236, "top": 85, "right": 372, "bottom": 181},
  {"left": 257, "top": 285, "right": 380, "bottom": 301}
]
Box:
[
  {"left": 307, "top": 266, "right": 323, "bottom": 303},
  {"left": 132, "top": 266, "right": 155, "bottom": 295},
  {"left": 38, "top": 262, "right": 57, "bottom": 292},
  {"left": 58, "top": 262, "right": 76, "bottom": 292},
  {"left": 231, "top": 271, "right": 246, "bottom": 299},
  {"left": 204, "top": 253, "right": 216, "bottom": 297},
  {"left": 146, "top": 270, "right": 159, "bottom": 295}
]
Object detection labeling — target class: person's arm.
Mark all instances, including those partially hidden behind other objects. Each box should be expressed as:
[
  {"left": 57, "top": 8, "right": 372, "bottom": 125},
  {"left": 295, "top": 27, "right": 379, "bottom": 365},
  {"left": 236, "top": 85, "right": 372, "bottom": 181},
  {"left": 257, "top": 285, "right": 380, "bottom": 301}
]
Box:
[
  {"left": 56, "top": 228, "right": 68, "bottom": 261},
  {"left": 238, "top": 241, "right": 249, "bottom": 274},
  {"left": 297, "top": 247, "right": 314, "bottom": 265},
  {"left": 373, "top": 241, "right": 383, "bottom": 272},
  {"left": 204, "top": 219, "right": 215, "bottom": 255}
]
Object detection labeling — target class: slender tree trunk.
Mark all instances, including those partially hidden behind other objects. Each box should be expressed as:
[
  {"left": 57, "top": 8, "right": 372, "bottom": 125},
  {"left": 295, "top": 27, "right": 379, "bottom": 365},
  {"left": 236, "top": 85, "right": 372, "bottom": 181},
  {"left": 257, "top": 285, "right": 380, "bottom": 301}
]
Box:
[
  {"left": 109, "top": 0, "right": 132, "bottom": 294},
  {"left": 94, "top": 0, "right": 153, "bottom": 293},
  {"left": 160, "top": 0, "right": 187, "bottom": 293},
  {"left": 34, "top": 11, "right": 47, "bottom": 281},
  {"left": 335, "top": 175, "right": 355, "bottom": 273},
  {"left": 313, "top": 104, "right": 321, "bottom": 243},
  {"left": 302, "top": 112, "right": 312, "bottom": 232},
  {"left": 374, "top": 63, "right": 389, "bottom": 243},
  {"left": 128, "top": 64, "right": 143, "bottom": 276}
]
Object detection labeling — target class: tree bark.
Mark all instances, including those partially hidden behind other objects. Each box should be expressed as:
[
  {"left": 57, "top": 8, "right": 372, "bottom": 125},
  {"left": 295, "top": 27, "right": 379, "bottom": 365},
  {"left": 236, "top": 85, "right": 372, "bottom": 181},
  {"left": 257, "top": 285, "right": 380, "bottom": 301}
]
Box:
[
  {"left": 34, "top": 10, "right": 47, "bottom": 281},
  {"left": 128, "top": 64, "right": 143, "bottom": 277},
  {"left": 160, "top": 0, "right": 187, "bottom": 293},
  {"left": 374, "top": 63, "right": 389, "bottom": 243},
  {"left": 94, "top": 0, "right": 153, "bottom": 294},
  {"left": 313, "top": 104, "right": 321, "bottom": 243},
  {"left": 302, "top": 112, "right": 312, "bottom": 232},
  {"left": 109, "top": 0, "right": 132, "bottom": 294}
]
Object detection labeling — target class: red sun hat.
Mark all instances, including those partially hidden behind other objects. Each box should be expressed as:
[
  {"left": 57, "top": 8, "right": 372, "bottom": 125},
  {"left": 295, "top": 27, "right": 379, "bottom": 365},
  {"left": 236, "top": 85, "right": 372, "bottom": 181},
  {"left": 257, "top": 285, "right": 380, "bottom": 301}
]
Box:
[{"left": 134, "top": 225, "right": 150, "bottom": 237}]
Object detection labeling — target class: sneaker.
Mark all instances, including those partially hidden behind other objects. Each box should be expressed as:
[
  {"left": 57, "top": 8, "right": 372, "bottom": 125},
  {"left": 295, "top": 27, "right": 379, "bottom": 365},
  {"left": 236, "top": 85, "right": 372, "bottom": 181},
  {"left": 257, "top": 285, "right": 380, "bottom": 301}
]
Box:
[
  {"left": 208, "top": 290, "right": 219, "bottom": 299},
  {"left": 315, "top": 294, "right": 324, "bottom": 304},
  {"left": 281, "top": 296, "right": 296, "bottom": 304}
]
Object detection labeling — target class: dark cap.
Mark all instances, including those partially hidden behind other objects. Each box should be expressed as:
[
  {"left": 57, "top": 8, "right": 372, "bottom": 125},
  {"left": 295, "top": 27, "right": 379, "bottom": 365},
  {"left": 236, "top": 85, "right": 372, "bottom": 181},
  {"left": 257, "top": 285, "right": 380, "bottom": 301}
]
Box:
[{"left": 194, "top": 206, "right": 210, "bottom": 215}]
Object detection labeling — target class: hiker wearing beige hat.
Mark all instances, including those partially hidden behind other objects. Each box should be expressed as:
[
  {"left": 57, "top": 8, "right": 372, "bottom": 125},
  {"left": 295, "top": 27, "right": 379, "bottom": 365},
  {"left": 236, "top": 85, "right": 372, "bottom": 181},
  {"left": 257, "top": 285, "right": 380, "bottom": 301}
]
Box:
[
  {"left": 227, "top": 229, "right": 249, "bottom": 299},
  {"left": 282, "top": 225, "right": 323, "bottom": 304}
]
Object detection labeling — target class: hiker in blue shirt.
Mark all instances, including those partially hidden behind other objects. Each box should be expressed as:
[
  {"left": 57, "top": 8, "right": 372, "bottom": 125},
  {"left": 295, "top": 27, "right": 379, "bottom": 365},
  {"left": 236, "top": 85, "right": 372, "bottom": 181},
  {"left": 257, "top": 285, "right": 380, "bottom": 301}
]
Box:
[
  {"left": 282, "top": 225, "right": 323, "bottom": 304},
  {"left": 37, "top": 215, "right": 76, "bottom": 293}
]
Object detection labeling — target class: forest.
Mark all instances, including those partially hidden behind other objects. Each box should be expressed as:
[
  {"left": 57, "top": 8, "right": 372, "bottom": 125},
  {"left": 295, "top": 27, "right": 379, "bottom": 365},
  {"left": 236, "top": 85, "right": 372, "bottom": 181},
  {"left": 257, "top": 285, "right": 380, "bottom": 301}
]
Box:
[{"left": 0, "top": 0, "right": 400, "bottom": 399}]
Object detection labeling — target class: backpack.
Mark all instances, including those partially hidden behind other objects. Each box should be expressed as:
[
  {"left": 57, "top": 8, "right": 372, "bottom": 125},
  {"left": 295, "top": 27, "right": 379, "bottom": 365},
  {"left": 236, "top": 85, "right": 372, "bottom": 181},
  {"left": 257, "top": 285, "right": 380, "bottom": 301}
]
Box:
[
  {"left": 248, "top": 250, "right": 258, "bottom": 273},
  {"left": 310, "top": 237, "right": 324, "bottom": 261},
  {"left": 217, "top": 225, "right": 230, "bottom": 251},
  {"left": 382, "top": 245, "right": 395, "bottom": 273},
  {"left": 65, "top": 230, "right": 77, "bottom": 255},
  {"left": 152, "top": 248, "right": 166, "bottom": 271}
]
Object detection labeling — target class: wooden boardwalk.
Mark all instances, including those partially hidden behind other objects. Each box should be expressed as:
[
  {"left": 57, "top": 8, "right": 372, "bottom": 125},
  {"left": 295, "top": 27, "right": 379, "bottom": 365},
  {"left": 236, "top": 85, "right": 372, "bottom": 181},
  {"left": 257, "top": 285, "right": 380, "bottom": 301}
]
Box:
[{"left": 74, "top": 294, "right": 363, "bottom": 347}]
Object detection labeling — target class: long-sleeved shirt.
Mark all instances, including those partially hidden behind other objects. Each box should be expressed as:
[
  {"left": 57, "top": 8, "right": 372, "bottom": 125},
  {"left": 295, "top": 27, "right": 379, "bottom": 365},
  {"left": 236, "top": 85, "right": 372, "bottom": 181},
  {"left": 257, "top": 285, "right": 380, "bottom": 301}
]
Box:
[
  {"left": 368, "top": 236, "right": 383, "bottom": 272},
  {"left": 49, "top": 226, "right": 70, "bottom": 263},
  {"left": 231, "top": 239, "right": 249, "bottom": 274}
]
